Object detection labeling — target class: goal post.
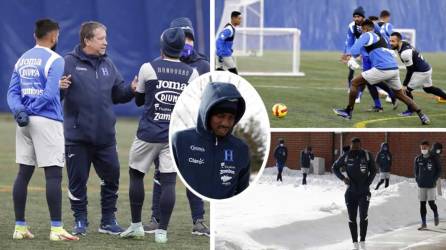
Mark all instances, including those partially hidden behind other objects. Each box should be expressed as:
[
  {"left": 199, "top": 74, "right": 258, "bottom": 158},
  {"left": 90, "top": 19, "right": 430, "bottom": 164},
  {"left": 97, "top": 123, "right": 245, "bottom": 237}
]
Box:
[{"left": 233, "top": 27, "right": 305, "bottom": 76}]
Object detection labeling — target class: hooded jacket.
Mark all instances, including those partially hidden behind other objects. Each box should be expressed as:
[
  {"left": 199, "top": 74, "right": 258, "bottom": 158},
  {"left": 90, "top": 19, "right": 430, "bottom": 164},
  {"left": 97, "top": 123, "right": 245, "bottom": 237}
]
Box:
[
  {"left": 181, "top": 49, "right": 210, "bottom": 75},
  {"left": 376, "top": 142, "right": 392, "bottom": 172},
  {"left": 62, "top": 45, "right": 134, "bottom": 146},
  {"left": 274, "top": 144, "right": 288, "bottom": 164},
  {"left": 300, "top": 150, "right": 314, "bottom": 168},
  {"left": 172, "top": 82, "right": 250, "bottom": 199},
  {"left": 414, "top": 152, "right": 441, "bottom": 188}
]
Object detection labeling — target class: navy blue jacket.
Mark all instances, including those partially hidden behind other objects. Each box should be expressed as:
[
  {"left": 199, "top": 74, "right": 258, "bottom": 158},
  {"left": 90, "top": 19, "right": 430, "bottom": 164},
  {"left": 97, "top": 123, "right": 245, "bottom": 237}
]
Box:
[
  {"left": 300, "top": 150, "right": 314, "bottom": 168},
  {"left": 62, "top": 45, "right": 134, "bottom": 146},
  {"left": 181, "top": 49, "right": 210, "bottom": 75},
  {"left": 274, "top": 145, "right": 288, "bottom": 164},
  {"left": 332, "top": 149, "right": 377, "bottom": 194},
  {"left": 414, "top": 153, "right": 441, "bottom": 188},
  {"left": 172, "top": 82, "right": 249, "bottom": 199},
  {"left": 376, "top": 142, "right": 392, "bottom": 172}
]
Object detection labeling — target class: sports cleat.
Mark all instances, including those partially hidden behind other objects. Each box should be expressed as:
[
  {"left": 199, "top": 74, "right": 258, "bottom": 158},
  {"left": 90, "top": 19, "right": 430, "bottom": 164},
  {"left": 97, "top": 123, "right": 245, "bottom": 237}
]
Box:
[
  {"left": 120, "top": 223, "right": 145, "bottom": 239},
  {"left": 392, "top": 100, "right": 399, "bottom": 110},
  {"left": 417, "top": 224, "right": 427, "bottom": 230},
  {"left": 73, "top": 219, "right": 88, "bottom": 236},
  {"left": 13, "top": 225, "right": 34, "bottom": 240},
  {"left": 143, "top": 217, "right": 159, "bottom": 233},
  {"left": 99, "top": 220, "right": 124, "bottom": 235},
  {"left": 420, "top": 114, "right": 431, "bottom": 125},
  {"left": 367, "top": 106, "right": 383, "bottom": 112},
  {"left": 385, "top": 96, "right": 392, "bottom": 103},
  {"left": 437, "top": 97, "right": 446, "bottom": 103},
  {"left": 154, "top": 229, "right": 168, "bottom": 244},
  {"left": 355, "top": 97, "right": 361, "bottom": 104},
  {"left": 398, "top": 110, "right": 413, "bottom": 117},
  {"left": 192, "top": 219, "right": 210, "bottom": 237},
  {"left": 333, "top": 108, "right": 352, "bottom": 120},
  {"left": 50, "top": 226, "right": 79, "bottom": 241},
  {"left": 435, "top": 216, "right": 440, "bottom": 226}
]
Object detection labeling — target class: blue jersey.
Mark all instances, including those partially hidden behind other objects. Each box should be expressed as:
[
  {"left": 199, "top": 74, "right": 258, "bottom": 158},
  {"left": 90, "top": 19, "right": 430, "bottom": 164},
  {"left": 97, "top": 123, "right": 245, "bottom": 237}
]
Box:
[
  {"left": 351, "top": 32, "right": 398, "bottom": 70},
  {"left": 136, "top": 58, "right": 198, "bottom": 143},
  {"left": 344, "top": 21, "right": 381, "bottom": 70},
  {"left": 7, "top": 45, "right": 64, "bottom": 121},
  {"left": 216, "top": 23, "right": 235, "bottom": 57},
  {"left": 378, "top": 21, "right": 393, "bottom": 47}
]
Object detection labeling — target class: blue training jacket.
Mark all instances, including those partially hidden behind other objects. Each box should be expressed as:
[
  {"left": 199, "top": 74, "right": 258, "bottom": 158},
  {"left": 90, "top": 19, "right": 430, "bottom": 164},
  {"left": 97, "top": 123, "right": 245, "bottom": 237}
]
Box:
[
  {"left": 7, "top": 45, "right": 64, "bottom": 121},
  {"left": 351, "top": 31, "right": 398, "bottom": 70},
  {"left": 172, "top": 82, "right": 250, "bottom": 199},
  {"left": 216, "top": 24, "right": 235, "bottom": 57},
  {"left": 62, "top": 45, "right": 134, "bottom": 146}
]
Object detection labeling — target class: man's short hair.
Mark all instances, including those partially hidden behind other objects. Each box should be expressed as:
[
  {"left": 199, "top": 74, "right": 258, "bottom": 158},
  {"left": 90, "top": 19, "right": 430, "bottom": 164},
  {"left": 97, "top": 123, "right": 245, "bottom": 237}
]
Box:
[
  {"left": 351, "top": 137, "right": 361, "bottom": 144},
  {"left": 34, "top": 19, "right": 59, "bottom": 39},
  {"left": 368, "top": 16, "right": 379, "bottom": 21},
  {"left": 391, "top": 31, "right": 402, "bottom": 40},
  {"left": 361, "top": 19, "right": 375, "bottom": 29},
  {"left": 421, "top": 140, "right": 430, "bottom": 146},
  {"left": 231, "top": 11, "right": 241, "bottom": 18},
  {"left": 380, "top": 10, "right": 391, "bottom": 18},
  {"left": 80, "top": 21, "right": 107, "bottom": 48}
]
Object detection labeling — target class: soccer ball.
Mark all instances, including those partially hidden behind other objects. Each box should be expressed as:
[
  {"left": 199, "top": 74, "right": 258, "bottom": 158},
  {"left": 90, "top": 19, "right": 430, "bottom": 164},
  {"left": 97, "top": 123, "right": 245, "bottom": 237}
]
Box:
[{"left": 272, "top": 103, "right": 288, "bottom": 118}]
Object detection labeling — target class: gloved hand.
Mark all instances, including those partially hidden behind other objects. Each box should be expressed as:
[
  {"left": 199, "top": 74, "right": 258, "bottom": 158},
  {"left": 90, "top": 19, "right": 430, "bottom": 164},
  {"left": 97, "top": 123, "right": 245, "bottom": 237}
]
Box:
[
  {"left": 343, "top": 177, "right": 351, "bottom": 185},
  {"left": 15, "top": 111, "right": 29, "bottom": 127},
  {"left": 218, "top": 56, "right": 223, "bottom": 63}
]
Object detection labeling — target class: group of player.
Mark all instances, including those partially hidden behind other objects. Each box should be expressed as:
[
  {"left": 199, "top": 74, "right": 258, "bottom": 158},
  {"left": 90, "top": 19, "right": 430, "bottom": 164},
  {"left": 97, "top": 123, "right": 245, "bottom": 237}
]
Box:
[
  {"left": 335, "top": 7, "right": 446, "bottom": 125},
  {"left": 7, "top": 17, "right": 210, "bottom": 243}
]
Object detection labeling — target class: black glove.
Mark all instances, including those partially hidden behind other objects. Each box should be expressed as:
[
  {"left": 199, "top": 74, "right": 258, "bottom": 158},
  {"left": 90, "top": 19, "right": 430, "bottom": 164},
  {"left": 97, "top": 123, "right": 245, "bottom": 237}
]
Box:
[
  {"left": 218, "top": 56, "right": 223, "bottom": 63},
  {"left": 15, "top": 111, "right": 29, "bottom": 127},
  {"left": 343, "top": 177, "right": 351, "bottom": 185}
]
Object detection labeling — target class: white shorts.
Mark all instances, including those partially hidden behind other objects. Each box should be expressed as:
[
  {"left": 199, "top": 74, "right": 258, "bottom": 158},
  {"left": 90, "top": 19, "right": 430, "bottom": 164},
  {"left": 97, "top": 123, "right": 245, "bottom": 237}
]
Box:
[
  {"left": 216, "top": 56, "right": 237, "bottom": 69},
  {"left": 362, "top": 67, "right": 402, "bottom": 90},
  {"left": 129, "top": 137, "right": 175, "bottom": 174},
  {"left": 301, "top": 167, "right": 310, "bottom": 174},
  {"left": 418, "top": 187, "right": 436, "bottom": 201},
  {"left": 16, "top": 116, "right": 65, "bottom": 167},
  {"left": 380, "top": 172, "right": 390, "bottom": 179},
  {"left": 407, "top": 69, "right": 433, "bottom": 89}
]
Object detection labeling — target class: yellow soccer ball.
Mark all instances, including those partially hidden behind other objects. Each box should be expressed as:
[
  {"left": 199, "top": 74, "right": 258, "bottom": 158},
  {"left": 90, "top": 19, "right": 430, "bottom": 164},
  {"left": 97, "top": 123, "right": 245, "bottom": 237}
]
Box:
[{"left": 272, "top": 103, "right": 288, "bottom": 118}]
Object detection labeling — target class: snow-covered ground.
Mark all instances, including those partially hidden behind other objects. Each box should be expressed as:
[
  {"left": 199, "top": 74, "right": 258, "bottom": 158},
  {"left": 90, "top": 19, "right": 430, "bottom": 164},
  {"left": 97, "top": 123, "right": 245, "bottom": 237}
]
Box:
[{"left": 214, "top": 167, "right": 446, "bottom": 250}]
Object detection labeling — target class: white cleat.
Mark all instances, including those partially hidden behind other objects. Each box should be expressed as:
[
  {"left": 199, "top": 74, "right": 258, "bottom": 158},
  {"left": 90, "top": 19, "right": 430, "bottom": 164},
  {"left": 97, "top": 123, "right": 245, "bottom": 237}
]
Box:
[
  {"left": 49, "top": 226, "right": 79, "bottom": 241},
  {"left": 155, "top": 229, "right": 168, "bottom": 243},
  {"left": 120, "top": 223, "right": 145, "bottom": 239}
]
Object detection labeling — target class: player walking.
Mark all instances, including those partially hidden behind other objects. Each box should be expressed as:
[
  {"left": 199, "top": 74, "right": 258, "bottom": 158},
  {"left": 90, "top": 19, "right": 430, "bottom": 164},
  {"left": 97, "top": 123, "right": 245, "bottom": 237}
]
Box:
[
  {"left": 274, "top": 139, "right": 288, "bottom": 182},
  {"left": 375, "top": 142, "right": 392, "bottom": 190}
]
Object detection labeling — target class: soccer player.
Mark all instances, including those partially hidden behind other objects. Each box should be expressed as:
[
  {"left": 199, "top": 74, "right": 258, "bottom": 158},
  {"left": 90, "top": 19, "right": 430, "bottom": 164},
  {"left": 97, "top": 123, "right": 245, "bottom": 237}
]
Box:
[
  {"left": 119, "top": 27, "right": 198, "bottom": 243},
  {"left": 171, "top": 82, "right": 250, "bottom": 199},
  {"left": 334, "top": 19, "right": 431, "bottom": 125},
  {"left": 216, "top": 11, "right": 242, "bottom": 74},
  {"left": 60, "top": 21, "right": 137, "bottom": 236},
  {"left": 7, "top": 19, "right": 78, "bottom": 241},
  {"left": 390, "top": 32, "right": 446, "bottom": 116},
  {"left": 378, "top": 10, "right": 393, "bottom": 46},
  {"left": 415, "top": 141, "right": 441, "bottom": 230},
  {"left": 300, "top": 146, "right": 314, "bottom": 185},
  {"left": 375, "top": 142, "right": 392, "bottom": 190},
  {"left": 274, "top": 139, "right": 288, "bottom": 182},
  {"left": 332, "top": 138, "right": 376, "bottom": 250},
  {"left": 143, "top": 17, "right": 210, "bottom": 237},
  {"left": 342, "top": 7, "right": 396, "bottom": 111}
]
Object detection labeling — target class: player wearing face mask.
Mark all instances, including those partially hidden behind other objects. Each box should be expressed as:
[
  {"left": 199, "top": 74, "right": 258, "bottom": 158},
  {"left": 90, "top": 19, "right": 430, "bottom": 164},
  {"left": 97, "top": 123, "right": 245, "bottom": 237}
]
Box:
[{"left": 414, "top": 141, "right": 442, "bottom": 230}]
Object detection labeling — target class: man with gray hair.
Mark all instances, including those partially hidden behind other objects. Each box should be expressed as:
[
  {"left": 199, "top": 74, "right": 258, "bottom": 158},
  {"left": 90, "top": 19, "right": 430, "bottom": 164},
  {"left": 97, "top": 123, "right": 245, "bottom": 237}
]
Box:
[{"left": 60, "top": 21, "right": 137, "bottom": 236}]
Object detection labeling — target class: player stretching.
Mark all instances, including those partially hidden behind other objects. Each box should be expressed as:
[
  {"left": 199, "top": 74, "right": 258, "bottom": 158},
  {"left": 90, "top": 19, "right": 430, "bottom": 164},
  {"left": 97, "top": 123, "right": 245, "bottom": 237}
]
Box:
[
  {"left": 7, "top": 19, "right": 78, "bottom": 241},
  {"left": 390, "top": 32, "right": 446, "bottom": 116},
  {"left": 216, "top": 11, "right": 241, "bottom": 74},
  {"left": 334, "top": 19, "right": 430, "bottom": 125}
]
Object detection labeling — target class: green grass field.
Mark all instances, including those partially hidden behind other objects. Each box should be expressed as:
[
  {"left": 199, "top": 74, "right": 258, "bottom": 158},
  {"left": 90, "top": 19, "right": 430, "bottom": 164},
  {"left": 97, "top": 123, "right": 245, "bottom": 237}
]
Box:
[
  {"left": 0, "top": 115, "right": 210, "bottom": 250},
  {"left": 241, "top": 51, "right": 446, "bottom": 128}
]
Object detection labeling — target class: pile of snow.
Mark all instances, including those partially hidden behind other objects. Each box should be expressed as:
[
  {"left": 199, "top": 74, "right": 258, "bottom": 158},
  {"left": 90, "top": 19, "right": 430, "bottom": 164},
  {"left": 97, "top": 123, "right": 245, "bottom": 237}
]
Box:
[{"left": 214, "top": 167, "right": 446, "bottom": 250}]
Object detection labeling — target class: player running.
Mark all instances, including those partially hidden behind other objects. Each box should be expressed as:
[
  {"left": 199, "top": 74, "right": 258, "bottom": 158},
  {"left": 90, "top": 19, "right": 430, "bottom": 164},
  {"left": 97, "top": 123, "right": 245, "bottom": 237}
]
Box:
[
  {"left": 7, "top": 19, "right": 78, "bottom": 241},
  {"left": 389, "top": 32, "right": 446, "bottom": 116},
  {"left": 332, "top": 138, "right": 376, "bottom": 250},
  {"left": 216, "top": 11, "right": 242, "bottom": 74},
  {"left": 119, "top": 27, "right": 198, "bottom": 243},
  {"left": 334, "top": 19, "right": 431, "bottom": 125},
  {"left": 342, "top": 7, "right": 396, "bottom": 111}
]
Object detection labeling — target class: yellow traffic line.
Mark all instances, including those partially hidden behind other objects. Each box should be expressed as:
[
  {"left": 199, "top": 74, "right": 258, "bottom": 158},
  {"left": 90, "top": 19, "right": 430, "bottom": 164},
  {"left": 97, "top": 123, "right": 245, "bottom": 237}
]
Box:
[{"left": 354, "top": 113, "right": 446, "bottom": 128}]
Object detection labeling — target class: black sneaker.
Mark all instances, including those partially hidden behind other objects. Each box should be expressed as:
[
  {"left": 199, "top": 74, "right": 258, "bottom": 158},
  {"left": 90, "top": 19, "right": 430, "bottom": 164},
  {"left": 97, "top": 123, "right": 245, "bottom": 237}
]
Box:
[
  {"left": 143, "top": 217, "right": 158, "bottom": 233},
  {"left": 417, "top": 224, "right": 427, "bottom": 230},
  {"left": 435, "top": 216, "right": 440, "bottom": 226},
  {"left": 192, "top": 219, "right": 210, "bottom": 237}
]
